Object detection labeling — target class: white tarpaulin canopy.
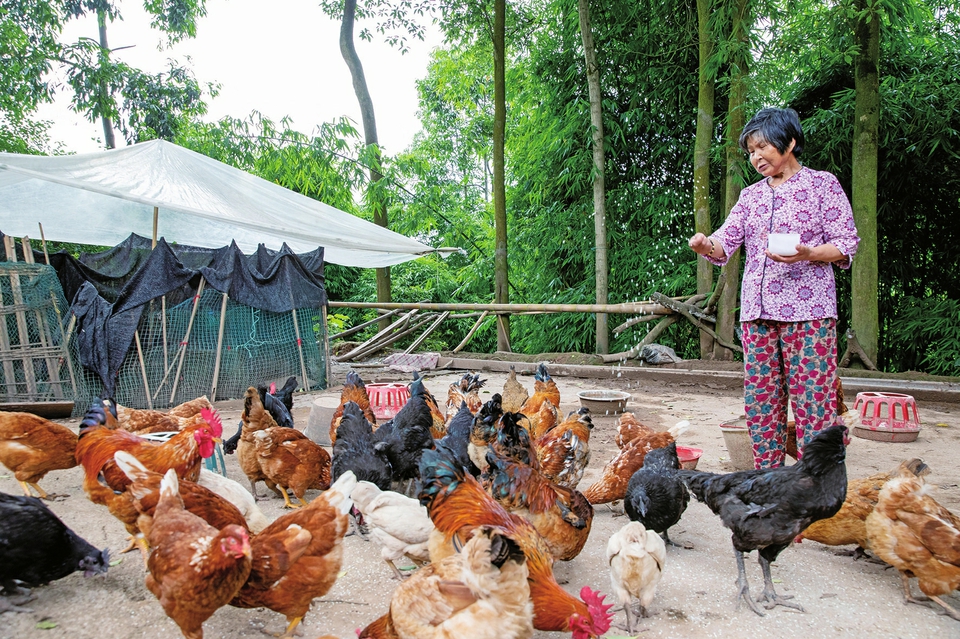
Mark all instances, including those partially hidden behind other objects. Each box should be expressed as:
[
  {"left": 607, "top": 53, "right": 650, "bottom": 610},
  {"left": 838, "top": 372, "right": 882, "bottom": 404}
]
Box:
[{"left": 0, "top": 139, "right": 454, "bottom": 267}]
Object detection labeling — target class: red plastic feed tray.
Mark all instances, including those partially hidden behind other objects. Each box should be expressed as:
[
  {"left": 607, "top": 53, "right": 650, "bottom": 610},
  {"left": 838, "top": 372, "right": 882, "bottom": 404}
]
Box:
[
  {"left": 676, "top": 445, "right": 703, "bottom": 470},
  {"left": 852, "top": 392, "right": 921, "bottom": 443},
  {"left": 366, "top": 382, "right": 410, "bottom": 420}
]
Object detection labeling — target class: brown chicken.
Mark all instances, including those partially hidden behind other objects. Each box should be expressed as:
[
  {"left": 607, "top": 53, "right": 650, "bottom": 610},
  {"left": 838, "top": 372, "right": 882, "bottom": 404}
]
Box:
[
  {"left": 110, "top": 396, "right": 213, "bottom": 435},
  {"left": 582, "top": 420, "right": 689, "bottom": 505},
  {"left": 484, "top": 451, "right": 594, "bottom": 562},
  {"left": 445, "top": 372, "right": 486, "bottom": 422},
  {"left": 359, "top": 527, "right": 534, "bottom": 639},
  {"left": 797, "top": 458, "right": 929, "bottom": 552},
  {"left": 230, "top": 470, "right": 357, "bottom": 637},
  {"left": 145, "top": 469, "right": 252, "bottom": 639},
  {"left": 253, "top": 427, "right": 332, "bottom": 508},
  {"left": 501, "top": 365, "right": 530, "bottom": 414},
  {"left": 329, "top": 371, "right": 377, "bottom": 444},
  {"left": 524, "top": 399, "right": 560, "bottom": 443},
  {"left": 614, "top": 412, "right": 648, "bottom": 449},
  {"left": 518, "top": 363, "right": 560, "bottom": 419},
  {"left": 237, "top": 386, "right": 281, "bottom": 499},
  {"left": 867, "top": 462, "right": 960, "bottom": 620},
  {"left": 467, "top": 394, "right": 504, "bottom": 474},
  {"left": 865, "top": 460, "right": 960, "bottom": 620},
  {"left": 114, "top": 450, "right": 249, "bottom": 541},
  {"left": 0, "top": 411, "right": 78, "bottom": 500},
  {"left": 419, "top": 448, "right": 613, "bottom": 637},
  {"left": 75, "top": 400, "right": 223, "bottom": 555},
  {"left": 535, "top": 408, "right": 593, "bottom": 489}
]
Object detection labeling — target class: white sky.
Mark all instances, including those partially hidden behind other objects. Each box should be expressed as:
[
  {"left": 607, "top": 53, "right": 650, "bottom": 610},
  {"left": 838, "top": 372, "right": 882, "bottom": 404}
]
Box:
[{"left": 35, "top": 0, "right": 441, "bottom": 155}]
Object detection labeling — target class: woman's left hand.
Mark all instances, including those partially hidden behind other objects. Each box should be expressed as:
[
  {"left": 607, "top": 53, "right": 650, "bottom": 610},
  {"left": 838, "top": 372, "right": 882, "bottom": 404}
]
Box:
[{"left": 765, "top": 244, "right": 812, "bottom": 263}]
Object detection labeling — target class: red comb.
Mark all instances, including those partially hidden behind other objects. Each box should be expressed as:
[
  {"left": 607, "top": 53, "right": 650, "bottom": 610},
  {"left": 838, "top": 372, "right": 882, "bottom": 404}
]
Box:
[
  {"left": 579, "top": 586, "right": 614, "bottom": 633},
  {"left": 201, "top": 407, "right": 223, "bottom": 438}
]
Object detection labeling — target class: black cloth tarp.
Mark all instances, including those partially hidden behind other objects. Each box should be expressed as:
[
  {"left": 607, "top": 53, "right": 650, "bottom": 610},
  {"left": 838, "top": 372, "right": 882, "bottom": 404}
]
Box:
[{"left": 2, "top": 232, "right": 327, "bottom": 396}]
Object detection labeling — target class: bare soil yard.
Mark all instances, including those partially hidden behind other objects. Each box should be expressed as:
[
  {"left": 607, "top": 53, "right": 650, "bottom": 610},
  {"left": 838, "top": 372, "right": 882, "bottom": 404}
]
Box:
[{"left": 3, "top": 360, "right": 959, "bottom": 639}]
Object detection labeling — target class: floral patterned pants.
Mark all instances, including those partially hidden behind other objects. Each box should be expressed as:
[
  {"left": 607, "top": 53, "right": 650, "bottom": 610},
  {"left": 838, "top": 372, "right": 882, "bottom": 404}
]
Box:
[{"left": 741, "top": 318, "right": 839, "bottom": 469}]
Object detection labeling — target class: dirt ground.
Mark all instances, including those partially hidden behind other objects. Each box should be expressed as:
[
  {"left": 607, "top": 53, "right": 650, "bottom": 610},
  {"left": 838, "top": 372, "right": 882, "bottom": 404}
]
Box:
[{"left": 3, "top": 361, "right": 960, "bottom": 639}]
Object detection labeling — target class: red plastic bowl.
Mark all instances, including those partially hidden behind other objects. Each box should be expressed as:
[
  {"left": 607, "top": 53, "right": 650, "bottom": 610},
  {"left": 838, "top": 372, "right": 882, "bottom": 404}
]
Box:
[{"left": 676, "top": 445, "right": 703, "bottom": 470}]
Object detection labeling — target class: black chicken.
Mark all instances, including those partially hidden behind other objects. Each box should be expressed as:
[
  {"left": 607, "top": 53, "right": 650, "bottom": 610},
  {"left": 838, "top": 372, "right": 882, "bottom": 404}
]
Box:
[
  {"left": 467, "top": 393, "right": 504, "bottom": 474},
  {"left": 624, "top": 442, "right": 690, "bottom": 546},
  {"left": 372, "top": 377, "right": 435, "bottom": 485},
  {"left": 223, "top": 377, "right": 297, "bottom": 454},
  {"left": 331, "top": 401, "right": 393, "bottom": 490},
  {"left": 492, "top": 411, "right": 537, "bottom": 468},
  {"left": 0, "top": 492, "right": 109, "bottom": 601},
  {"left": 435, "top": 401, "right": 479, "bottom": 476},
  {"left": 679, "top": 425, "right": 848, "bottom": 616}
]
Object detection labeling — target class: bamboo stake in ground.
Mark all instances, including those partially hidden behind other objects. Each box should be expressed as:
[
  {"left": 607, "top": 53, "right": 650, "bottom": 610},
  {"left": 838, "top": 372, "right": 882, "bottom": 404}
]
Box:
[
  {"left": 290, "top": 308, "right": 310, "bottom": 391},
  {"left": 134, "top": 330, "right": 153, "bottom": 409},
  {"left": 322, "top": 305, "right": 331, "bottom": 388},
  {"left": 49, "top": 292, "right": 77, "bottom": 397},
  {"left": 165, "top": 279, "right": 205, "bottom": 405},
  {"left": 210, "top": 292, "right": 229, "bottom": 402}
]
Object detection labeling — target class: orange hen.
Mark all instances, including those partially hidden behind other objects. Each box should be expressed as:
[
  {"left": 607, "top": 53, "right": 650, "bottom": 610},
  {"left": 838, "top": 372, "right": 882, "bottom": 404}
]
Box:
[
  {"left": 230, "top": 471, "right": 357, "bottom": 638},
  {"left": 865, "top": 459, "right": 960, "bottom": 620},
  {"left": 535, "top": 408, "right": 593, "bottom": 489},
  {"left": 0, "top": 411, "right": 78, "bottom": 500},
  {"left": 253, "top": 427, "right": 331, "bottom": 508},
  {"left": 145, "top": 469, "right": 252, "bottom": 639}
]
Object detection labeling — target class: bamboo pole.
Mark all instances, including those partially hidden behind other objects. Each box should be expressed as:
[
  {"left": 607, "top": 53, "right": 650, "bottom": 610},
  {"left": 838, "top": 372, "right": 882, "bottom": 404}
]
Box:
[
  {"left": 38, "top": 223, "right": 50, "bottom": 265},
  {"left": 328, "top": 308, "right": 402, "bottom": 341},
  {"left": 3, "top": 237, "right": 37, "bottom": 397},
  {"left": 322, "top": 305, "right": 331, "bottom": 388},
  {"left": 290, "top": 308, "right": 310, "bottom": 392},
  {"left": 453, "top": 311, "right": 489, "bottom": 353},
  {"left": 150, "top": 211, "right": 170, "bottom": 375},
  {"left": 166, "top": 279, "right": 205, "bottom": 405},
  {"left": 601, "top": 315, "right": 679, "bottom": 363},
  {"left": 404, "top": 311, "right": 450, "bottom": 354},
  {"left": 496, "top": 315, "right": 512, "bottom": 352},
  {"left": 329, "top": 300, "right": 672, "bottom": 315},
  {"left": 336, "top": 309, "right": 420, "bottom": 362},
  {"left": 134, "top": 330, "right": 153, "bottom": 409},
  {"left": 49, "top": 292, "right": 77, "bottom": 397},
  {"left": 210, "top": 291, "right": 229, "bottom": 402},
  {"left": 347, "top": 315, "right": 435, "bottom": 361},
  {"left": 21, "top": 243, "right": 63, "bottom": 399}
]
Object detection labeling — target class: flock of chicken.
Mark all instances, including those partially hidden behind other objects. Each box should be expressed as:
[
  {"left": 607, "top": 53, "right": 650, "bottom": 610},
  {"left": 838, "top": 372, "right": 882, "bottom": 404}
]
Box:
[{"left": 0, "top": 364, "right": 959, "bottom": 638}]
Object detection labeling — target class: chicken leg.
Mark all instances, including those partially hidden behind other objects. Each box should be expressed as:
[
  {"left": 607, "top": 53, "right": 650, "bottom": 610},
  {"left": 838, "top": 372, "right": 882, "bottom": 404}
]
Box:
[
  {"left": 734, "top": 549, "right": 767, "bottom": 617},
  {"left": 757, "top": 555, "right": 804, "bottom": 612},
  {"left": 18, "top": 480, "right": 67, "bottom": 501}
]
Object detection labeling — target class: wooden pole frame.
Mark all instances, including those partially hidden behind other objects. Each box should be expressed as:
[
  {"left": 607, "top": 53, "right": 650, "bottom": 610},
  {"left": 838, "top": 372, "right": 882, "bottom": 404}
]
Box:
[
  {"left": 134, "top": 330, "right": 153, "bottom": 409},
  {"left": 162, "top": 278, "right": 205, "bottom": 405},
  {"left": 290, "top": 308, "right": 310, "bottom": 392},
  {"left": 210, "top": 291, "right": 229, "bottom": 401}
]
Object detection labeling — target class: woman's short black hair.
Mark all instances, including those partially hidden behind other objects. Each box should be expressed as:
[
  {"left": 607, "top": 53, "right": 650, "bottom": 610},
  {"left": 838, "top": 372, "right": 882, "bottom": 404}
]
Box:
[{"left": 738, "top": 107, "right": 804, "bottom": 157}]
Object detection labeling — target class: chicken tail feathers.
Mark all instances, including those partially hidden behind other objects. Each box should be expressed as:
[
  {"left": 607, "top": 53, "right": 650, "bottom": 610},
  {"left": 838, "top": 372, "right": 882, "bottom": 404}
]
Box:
[
  {"left": 159, "top": 468, "right": 180, "bottom": 502},
  {"left": 668, "top": 420, "right": 690, "bottom": 439},
  {"left": 322, "top": 470, "right": 357, "bottom": 514}
]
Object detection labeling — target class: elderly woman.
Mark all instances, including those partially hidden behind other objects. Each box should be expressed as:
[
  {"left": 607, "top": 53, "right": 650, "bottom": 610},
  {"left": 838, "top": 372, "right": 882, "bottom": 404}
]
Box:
[{"left": 688, "top": 107, "right": 859, "bottom": 469}]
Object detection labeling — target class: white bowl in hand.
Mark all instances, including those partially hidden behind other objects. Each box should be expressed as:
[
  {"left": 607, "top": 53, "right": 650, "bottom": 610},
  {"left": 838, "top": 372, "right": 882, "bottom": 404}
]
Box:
[{"left": 768, "top": 233, "right": 801, "bottom": 256}]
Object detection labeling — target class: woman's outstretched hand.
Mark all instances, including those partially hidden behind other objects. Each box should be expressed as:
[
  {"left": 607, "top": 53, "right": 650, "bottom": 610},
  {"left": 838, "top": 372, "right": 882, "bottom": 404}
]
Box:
[{"left": 689, "top": 233, "right": 711, "bottom": 256}]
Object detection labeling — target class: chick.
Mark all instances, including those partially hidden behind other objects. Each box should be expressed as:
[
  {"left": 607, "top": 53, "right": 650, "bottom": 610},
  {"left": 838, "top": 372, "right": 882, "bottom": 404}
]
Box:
[{"left": 607, "top": 521, "right": 666, "bottom": 633}]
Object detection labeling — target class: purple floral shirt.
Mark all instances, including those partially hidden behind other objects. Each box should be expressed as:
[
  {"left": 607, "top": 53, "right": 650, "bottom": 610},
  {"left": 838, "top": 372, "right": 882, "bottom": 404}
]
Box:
[{"left": 705, "top": 166, "right": 859, "bottom": 322}]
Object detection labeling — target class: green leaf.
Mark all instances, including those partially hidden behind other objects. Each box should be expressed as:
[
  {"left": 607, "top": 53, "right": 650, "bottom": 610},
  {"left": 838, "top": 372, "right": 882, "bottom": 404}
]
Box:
[{"left": 36, "top": 621, "right": 58, "bottom": 630}]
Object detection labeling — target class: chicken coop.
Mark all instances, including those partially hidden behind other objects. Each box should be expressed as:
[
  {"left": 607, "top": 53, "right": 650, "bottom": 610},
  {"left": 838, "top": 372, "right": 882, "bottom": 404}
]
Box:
[{"left": 0, "top": 232, "right": 330, "bottom": 415}]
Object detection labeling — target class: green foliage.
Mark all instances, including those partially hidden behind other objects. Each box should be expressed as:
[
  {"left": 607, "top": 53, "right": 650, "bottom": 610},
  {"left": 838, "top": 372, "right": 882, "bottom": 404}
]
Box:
[
  {"left": 120, "top": 61, "right": 217, "bottom": 143},
  {"left": 887, "top": 296, "right": 960, "bottom": 376}
]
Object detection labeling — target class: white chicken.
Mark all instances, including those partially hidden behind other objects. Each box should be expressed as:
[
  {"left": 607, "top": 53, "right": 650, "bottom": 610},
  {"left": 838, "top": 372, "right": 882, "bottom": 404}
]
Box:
[
  {"left": 197, "top": 469, "right": 272, "bottom": 533},
  {"left": 607, "top": 520, "right": 666, "bottom": 633},
  {"left": 351, "top": 480, "right": 434, "bottom": 579}
]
